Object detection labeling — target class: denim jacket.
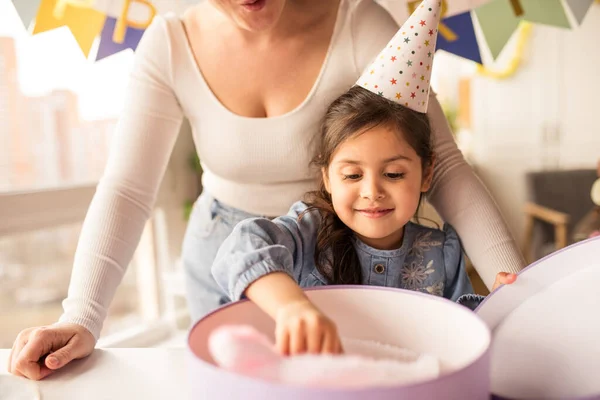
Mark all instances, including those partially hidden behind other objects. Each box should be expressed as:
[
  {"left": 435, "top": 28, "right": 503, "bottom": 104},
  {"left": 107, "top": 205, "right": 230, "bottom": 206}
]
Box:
[{"left": 212, "top": 201, "right": 484, "bottom": 309}]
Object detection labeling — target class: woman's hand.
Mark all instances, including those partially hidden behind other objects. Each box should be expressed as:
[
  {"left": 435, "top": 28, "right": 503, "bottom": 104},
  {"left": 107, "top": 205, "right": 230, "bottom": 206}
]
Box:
[
  {"left": 275, "top": 300, "right": 343, "bottom": 356},
  {"left": 8, "top": 323, "right": 96, "bottom": 380},
  {"left": 491, "top": 272, "right": 517, "bottom": 291}
]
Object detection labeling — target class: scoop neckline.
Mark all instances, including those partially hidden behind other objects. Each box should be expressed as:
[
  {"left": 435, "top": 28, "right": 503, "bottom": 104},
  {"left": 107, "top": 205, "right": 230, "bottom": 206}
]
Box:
[{"left": 175, "top": 0, "right": 345, "bottom": 121}]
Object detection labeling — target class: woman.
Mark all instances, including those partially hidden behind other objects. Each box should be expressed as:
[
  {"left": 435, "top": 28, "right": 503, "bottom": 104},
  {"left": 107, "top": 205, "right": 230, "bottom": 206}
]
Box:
[{"left": 8, "top": 0, "right": 525, "bottom": 380}]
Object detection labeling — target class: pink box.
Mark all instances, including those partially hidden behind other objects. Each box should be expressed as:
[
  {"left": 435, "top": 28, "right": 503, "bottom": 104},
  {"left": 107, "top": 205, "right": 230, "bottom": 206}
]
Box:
[
  {"left": 188, "top": 236, "right": 600, "bottom": 399},
  {"left": 478, "top": 236, "right": 600, "bottom": 399}
]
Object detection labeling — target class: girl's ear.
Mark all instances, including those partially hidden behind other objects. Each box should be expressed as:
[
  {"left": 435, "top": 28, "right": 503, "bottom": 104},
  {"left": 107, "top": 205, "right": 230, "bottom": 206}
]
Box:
[
  {"left": 420, "top": 155, "right": 436, "bottom": 192},
  {"left": 322, "top": 168, "right": 331, "bottom": 193}
]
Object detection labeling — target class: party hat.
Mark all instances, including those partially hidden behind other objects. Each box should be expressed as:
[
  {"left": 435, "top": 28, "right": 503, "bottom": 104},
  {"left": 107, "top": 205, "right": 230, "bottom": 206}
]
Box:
[{"left": 356, "top": 0, "right": 442, "bottom": 113}]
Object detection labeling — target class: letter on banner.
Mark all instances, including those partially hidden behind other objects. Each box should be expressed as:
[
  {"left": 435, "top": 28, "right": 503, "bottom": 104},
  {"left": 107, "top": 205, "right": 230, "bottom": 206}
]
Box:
[
  {"left": 113, "top": 0, "right": 156, "bottom": 44},
  {"left": 407, "top": 0, "right": 457, "bottom": 42}
]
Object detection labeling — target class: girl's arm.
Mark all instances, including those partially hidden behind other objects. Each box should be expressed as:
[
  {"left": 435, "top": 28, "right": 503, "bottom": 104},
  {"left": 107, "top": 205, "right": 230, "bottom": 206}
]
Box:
[
  {"left": 245, "top": 272, "right": 308, "bottom": 319},
  {"left": 212, "top": 202, "right": 319, "bottom": 302},
  {"left": 245, "top": 271, "right": 341, "bottom": 355},
  {"left": 213, "top": 203, "right": 342, "bottom": 355}
]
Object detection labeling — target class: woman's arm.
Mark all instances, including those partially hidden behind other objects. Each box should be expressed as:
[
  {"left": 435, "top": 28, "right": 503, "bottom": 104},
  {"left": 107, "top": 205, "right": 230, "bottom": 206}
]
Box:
[
  {"left": 59, "top": 17, "right": 184, "bottom": 339},
  {"left": 427, "top": 92, "right": 526, "bottom": 289}
]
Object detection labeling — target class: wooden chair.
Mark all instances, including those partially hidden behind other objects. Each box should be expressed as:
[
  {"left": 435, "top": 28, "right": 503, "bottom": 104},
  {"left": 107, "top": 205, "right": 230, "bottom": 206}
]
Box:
[
  {"left": 522, "top": 169, "right": 596, "bottom": 264},
  {"left": 522, "top": 202, "right": 570, "bottom": 264}
]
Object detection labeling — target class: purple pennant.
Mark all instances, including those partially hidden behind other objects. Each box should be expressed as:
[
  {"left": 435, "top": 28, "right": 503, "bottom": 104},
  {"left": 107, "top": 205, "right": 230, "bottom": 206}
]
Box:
[
  {"left": 436, "top": 11, "right": 482, "bottom": 65},
  {"left": 95, "top": 16, "right": 145, "bottom": 61}
]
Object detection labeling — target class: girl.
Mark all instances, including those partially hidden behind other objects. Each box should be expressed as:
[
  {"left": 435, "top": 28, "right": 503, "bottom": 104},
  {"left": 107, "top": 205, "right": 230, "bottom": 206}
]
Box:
[
  {"left": 212, "top": 84, "right": 515, "bottom": 355},
  {"left": 212, "top": 2, "right": 516, "bottom": 355}
]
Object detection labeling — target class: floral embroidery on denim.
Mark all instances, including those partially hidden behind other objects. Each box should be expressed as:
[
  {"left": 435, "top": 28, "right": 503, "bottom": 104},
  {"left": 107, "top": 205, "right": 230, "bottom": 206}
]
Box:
[
  {"left": 408, "top": 231, "right": 443, "bottom": 260},
  {"left": 422, "top": 281, "right": 445, "bottom": 297},
  {"left": 401, "top": 259, "right": 435, "bottom": 289}
]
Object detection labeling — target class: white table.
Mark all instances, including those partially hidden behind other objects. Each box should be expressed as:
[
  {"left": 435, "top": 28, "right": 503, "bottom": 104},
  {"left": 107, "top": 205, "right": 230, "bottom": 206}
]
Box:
[{"left": 0, "top": 349, "right": 190, "bottom": 399}]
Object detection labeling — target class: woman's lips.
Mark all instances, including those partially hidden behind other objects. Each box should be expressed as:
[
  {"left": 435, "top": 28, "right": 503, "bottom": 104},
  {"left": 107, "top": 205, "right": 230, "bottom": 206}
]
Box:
[
  {"left": 241, "top": 0, "right": 266, "bottom": 11},
  {"left": 357, "top": 208, "right": 394, "bottom": 219}
]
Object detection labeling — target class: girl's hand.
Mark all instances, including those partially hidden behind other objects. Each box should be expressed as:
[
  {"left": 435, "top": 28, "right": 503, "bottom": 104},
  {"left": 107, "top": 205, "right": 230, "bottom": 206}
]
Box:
[
  {"left": 492, "top": 272, "right": 517, "bottom": 291},
  {"left": 274, "top": 300, "right": 343, "bottom": 356}
]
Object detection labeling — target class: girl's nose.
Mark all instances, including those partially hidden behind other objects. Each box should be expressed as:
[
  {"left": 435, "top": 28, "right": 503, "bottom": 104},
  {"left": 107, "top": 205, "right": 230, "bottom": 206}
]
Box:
[{"left": 359, "top": 177, "right": 385, "bottom": 201}]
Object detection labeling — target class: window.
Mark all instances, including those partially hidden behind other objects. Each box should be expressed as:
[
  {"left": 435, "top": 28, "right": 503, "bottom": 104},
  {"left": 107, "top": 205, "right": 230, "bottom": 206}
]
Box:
[
  {"left": 0, "top": 1, "right": 134, "bottom": 192},
  {"left": 0, "top": 1, "right": 192, "bottom": 348}
]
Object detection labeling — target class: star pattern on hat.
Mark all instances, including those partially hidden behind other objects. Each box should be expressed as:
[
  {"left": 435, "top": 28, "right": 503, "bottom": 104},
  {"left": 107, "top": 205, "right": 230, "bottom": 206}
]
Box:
[{"left": 356, "top": 0, "right": 442, "bottom": 113}]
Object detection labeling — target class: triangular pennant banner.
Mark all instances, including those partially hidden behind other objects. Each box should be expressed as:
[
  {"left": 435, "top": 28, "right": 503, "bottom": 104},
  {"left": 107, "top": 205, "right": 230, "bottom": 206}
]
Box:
[
  {"left": 96, "top": 16, "right": 145, "bottom": 61},
  {"left": 378, "top": 0, "right": 494, "bottom": 24},
  {"left": 475, "top": 0, "right": 570, "bottom": 60},
  {"left": 32, "top": 0, "right": 106, "bottom": 57},
  {"left": 436, "top": 11, "right": 482, "bottom": 64},
  {"left": 12, "top": 0, "right": 42, "bottom": 29},
  {"left": 520, "top": 0, "right": 570, "bottom": 28},
  {"left": 474, "top": 1, "right": 520, "bottom": 59},
  {"left": 565, "top": 0, "right": 594, "bottom": 25}
]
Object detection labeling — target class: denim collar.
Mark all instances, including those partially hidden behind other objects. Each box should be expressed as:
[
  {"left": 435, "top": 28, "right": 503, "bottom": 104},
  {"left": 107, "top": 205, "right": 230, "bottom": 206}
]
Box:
[{"left": 352, "top": 222, "right": 415, "bottom": 258}]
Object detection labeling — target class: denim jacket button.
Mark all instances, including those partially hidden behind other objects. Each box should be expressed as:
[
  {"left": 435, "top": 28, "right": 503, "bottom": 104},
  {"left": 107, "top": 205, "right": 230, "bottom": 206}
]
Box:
[{"left": 374, "top": 264, "right": 385, "bottom": 274}]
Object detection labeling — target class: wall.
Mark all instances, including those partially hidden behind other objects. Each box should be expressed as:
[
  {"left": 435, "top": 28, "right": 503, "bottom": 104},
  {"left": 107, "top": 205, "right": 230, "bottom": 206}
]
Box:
[{"left": 466, "top": 6, "right": 600, "bottom": 244}]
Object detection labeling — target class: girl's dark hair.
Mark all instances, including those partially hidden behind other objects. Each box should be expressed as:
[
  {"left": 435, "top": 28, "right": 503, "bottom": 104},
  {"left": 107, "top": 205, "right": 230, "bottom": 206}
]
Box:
[{"left": 303, "top": 85, "right": 434, "bottom": 285}]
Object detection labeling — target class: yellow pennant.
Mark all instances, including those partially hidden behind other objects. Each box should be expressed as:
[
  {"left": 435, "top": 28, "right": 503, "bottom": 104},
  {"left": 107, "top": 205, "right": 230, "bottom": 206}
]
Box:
[
  {"left": 408, "top": 0, "right": 457, "bottom": 42},
  {"left": 33, "top": 0, "right": 106, "bottom": 57},
  {"left": 113, "top": 0, "right": 156, "bottom": 44}
]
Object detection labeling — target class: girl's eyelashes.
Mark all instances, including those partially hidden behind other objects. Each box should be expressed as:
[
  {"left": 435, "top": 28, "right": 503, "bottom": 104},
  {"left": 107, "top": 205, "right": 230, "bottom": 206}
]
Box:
[
  {"left": 340, "top": 172, "right": 406, "bottom": 180},
  {"left": 384, "top": 172, "right": 406, "bottom": 180}
]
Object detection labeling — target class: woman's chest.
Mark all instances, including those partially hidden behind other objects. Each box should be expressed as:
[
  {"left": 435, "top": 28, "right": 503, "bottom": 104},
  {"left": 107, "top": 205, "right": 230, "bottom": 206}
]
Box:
[{"left": 187, "top": 29, "right": 332, "bottom": 119}]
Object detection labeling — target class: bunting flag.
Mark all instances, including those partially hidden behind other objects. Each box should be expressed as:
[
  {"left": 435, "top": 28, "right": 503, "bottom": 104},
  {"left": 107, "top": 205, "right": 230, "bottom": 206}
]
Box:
[
  {"left": 379, "top": 0, "right": 592, "bottom": 65},
  {"left": 378, "top": 0, "right": 494, "bottom": 24},
  {"left": 32, "top": 0, "right": 106, "bottom": 57},
  {"left": 473, "top": 2, "right": 520, "bottom": 59},
  {"left": 516, "top": 0, "right": 570, "bottom": 28},
  {"left": 17, "top": 0, "right": 598, "bottom": 66},
  {"left": 565, "top": 0, "right": 594, "bottom": 25},
  {"left": 474, "top": 0, "right": 570, "bottom": 59},
  {"left": 12, "top": 0, "right": 42, "bottom": 29},
  {"left": 96, "top": 16, "right": 145, "bottom": 61},
  {"left": 436, "top": 11, "right": 482, "bottom": 64}
]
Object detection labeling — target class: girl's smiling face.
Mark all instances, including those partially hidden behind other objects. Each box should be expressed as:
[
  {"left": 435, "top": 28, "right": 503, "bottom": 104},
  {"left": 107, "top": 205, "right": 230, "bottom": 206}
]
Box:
[{"left": 323, "top": 123, "right": 434, "bottom": 250}]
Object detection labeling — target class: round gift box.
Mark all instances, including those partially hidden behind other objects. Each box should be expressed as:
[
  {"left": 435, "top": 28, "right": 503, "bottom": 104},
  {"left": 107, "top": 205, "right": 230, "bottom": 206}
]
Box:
[
  {"left": 477, "top": 236, "right": 600, "bottom": 399},
  {"left": 187, "top": 286, "right": 491, "bottom": 399}
]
